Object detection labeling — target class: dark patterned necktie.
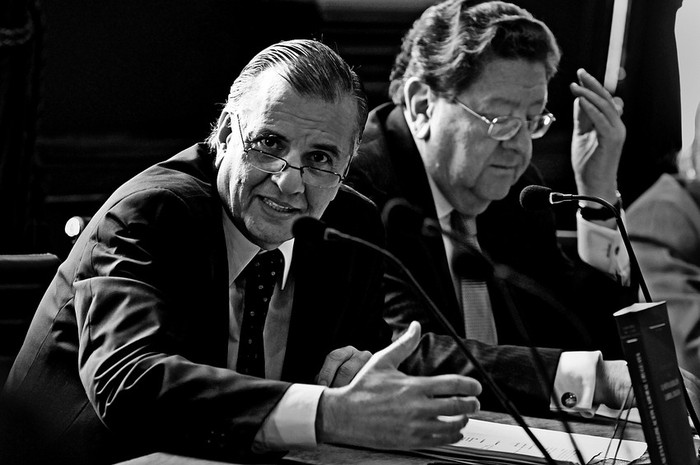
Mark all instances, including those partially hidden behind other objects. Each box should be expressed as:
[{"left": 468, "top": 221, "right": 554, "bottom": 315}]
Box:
[
  {"left": 450, "top": 210, "right": 498, "bottom": 344},
  {"left": 236, "top": 249, "right": 284, "bottom": 377}
]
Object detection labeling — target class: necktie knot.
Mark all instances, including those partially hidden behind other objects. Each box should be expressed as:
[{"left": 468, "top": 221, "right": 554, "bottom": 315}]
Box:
[
  {"left": 244, "top": 249, "right": 284, "bottom": 294},
  {"left": 450, "top": 210, "right": 480, "bottom": 249}
]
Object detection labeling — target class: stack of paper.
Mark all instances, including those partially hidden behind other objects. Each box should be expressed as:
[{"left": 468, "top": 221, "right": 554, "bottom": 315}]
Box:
[{"left": 418, "top": 419, "right": 648, "bottom": 465}]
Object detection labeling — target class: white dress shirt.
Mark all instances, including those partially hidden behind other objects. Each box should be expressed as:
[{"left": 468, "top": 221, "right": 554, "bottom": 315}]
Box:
[{"left": 221, "top": 209, "right": 323, "bottom": 451}]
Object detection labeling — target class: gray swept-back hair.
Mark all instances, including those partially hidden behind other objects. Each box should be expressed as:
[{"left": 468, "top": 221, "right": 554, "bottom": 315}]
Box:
[
  {"left": 389, "top": 0, "right": 561, "bottom": 104},
  {"left": 207, "top": 39, "right": 368, "bottom": 152}
]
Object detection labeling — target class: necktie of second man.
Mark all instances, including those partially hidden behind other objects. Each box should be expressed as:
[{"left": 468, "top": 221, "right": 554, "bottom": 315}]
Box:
[
  {"left": 450, "top": 210, "right": 498, "bottom": 345},
  {"left": 236, "top": 249, "right": 284, "bottom": 378}
]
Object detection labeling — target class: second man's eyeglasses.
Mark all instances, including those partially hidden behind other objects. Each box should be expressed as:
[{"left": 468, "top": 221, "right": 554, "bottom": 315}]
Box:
[{"left": 452, "top": 98, "right": 555, "bottom": 141}]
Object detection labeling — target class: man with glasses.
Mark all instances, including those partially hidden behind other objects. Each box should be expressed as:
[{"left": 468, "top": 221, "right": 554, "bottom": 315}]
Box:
[
  {"left": 1, "top": 39, "right": 487, "bottom": 464},
  {"left": 347, "top": 0, "right": 637, "bottom": 408}
]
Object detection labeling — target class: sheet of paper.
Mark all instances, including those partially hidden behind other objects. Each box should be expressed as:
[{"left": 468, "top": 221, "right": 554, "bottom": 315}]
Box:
[
  {"left": 447, "top": 419, "right": 647, "bottom": 463},
  {"left": 595, "top": 406, "right": 641, "bottom": 424}
]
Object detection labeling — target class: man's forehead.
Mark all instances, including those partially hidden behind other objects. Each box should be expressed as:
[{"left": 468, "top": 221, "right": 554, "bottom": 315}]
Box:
[
  {"left": 225, "top": 69, "right": 289, "bottom": 113},
  {"left": 460, "top": 58, "right": 548, "bottom": 106},
  {"left": 230, "top": 78, "right": 357, "bottom": 158}
]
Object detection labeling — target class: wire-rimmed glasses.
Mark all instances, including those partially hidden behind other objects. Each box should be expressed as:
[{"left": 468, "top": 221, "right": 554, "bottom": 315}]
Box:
[
  {"left": 234, "top": 114, "right": 346, "bottom": 189},
  {"left": 452, "top": 98, "right": 556, "bottom": 141}
]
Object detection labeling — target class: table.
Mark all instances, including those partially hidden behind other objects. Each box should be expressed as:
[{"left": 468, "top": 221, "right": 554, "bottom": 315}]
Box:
[{"left": 116, "top": 410, "right": 647, "bottom": 465}]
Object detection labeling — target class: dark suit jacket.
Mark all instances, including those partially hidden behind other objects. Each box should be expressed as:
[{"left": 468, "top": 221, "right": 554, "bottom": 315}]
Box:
[
  {"left": 348, "top": 103, "right": 637, "bottom": 360},
  {"left": 0, "top": 144, "right": 391, "bottom": 465},
  {"left": 0, "top": 142, "right": 594, "bottom": 465}
]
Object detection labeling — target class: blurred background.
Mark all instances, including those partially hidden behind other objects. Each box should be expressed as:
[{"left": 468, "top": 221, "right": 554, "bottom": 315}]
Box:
[{"left": 0, "top": 0, "right": 693, "bottom": 259}]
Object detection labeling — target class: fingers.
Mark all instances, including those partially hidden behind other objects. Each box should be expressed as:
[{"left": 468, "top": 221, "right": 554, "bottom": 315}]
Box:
[
  {"left": 570, "top": 68, "right": 624, "bottom": 132},
  {"left": 612, "top": 96, "right": 624, "bottom": 116},
  {"left": 424, "top": 374, "right": 483, "bottom": 398},
  {"left": 316, "top": 346, "right": 372, "bottom": 387},
  {"left": 372, "top": 320, "right": 422, "bottom": 368},
  {"left": 418, "top": 393, "right": 481, "bottom": 419},
  {"left": 420, "top": 415, "right": 471, "bottom": 447},
  {"left": 399, "top": 404, "right": 477, "bottom": 449}
]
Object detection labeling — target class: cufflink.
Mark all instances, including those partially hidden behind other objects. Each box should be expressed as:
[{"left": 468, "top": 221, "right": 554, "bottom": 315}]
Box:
[{"left": 561, "top": 392, "right": 578, "bottom": 408}]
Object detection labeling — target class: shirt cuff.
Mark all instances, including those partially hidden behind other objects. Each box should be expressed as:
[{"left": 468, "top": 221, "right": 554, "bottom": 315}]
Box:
[
  {"left": 576, "top": 210, "right": 630, "bottom": 284},
  {"left": 254, "top": 383, "right": 326, "bottom": 452},
  {"left": 550, "top": 351, "right": 602, "bottom": 417}
]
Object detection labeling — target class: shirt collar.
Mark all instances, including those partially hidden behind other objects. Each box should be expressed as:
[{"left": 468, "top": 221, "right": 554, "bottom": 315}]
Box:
[
  {"left": 426, "top": 173, "right": 455, "bottom": 224},
  {"left": 221, "top": 208, "right": 294, "bottom": 289},
  {"left": 426, "top": 173, "right": 477, "bottom": 235}
]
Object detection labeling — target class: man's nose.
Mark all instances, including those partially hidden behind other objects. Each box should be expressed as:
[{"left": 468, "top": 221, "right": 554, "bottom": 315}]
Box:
[
  {"left": 501, "top": 124, "right": 532, "bottom": 155},
  {"left": 271, "top": 163, "right": 305, "bottom": 195}
]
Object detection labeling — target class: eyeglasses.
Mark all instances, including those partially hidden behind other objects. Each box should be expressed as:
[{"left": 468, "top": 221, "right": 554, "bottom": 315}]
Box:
[
  {"left": 234, "top": 115, "right": 346, "bottom": 189},
  {"left": 452, "top": 98, "right": 556, "bottom": 141}
]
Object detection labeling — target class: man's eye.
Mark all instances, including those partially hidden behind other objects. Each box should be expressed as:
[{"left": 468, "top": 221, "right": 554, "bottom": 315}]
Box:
[
  {"left": 306, "top": 152, "right": 333, "bottom": 168},
  {"left": 261, "top": 136, "right": 281, "bottom": 150},
  {"left": 252, "top": 136, "right": 283, "bottom": 154}
]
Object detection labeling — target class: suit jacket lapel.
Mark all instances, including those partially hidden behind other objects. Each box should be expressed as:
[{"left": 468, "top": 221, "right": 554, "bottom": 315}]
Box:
[
  {"left": 280, "top": 236, "right": 342, "bottom": 383},
  {"left": 381, "top": 107, "right": 463, "bottom": 331}
]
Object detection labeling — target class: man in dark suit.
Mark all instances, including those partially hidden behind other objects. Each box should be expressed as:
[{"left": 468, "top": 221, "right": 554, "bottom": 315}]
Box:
[
  {"left": 347, "top": 0, "right": 637, "bottom": 413},
  {"left": 0, "top": 39, "right": 484, "bottom": 465}
]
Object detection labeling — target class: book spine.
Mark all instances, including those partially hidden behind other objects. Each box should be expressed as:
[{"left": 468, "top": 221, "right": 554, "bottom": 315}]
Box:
[
  {"left": 615, "top": 302, "right": 697, "bottom": 465},
  {"left": 620, "top": 335, "right": 667, "bottom": 463}
]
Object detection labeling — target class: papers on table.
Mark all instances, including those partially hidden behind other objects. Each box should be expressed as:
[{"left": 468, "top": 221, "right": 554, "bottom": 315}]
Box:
[{"left": 419, "top": 419, "right": 648, "bottom": 465}]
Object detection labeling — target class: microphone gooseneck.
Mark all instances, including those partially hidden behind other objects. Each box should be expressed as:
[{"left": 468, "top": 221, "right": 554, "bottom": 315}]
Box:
[
  {"left": 293, "top": 215, "right": 559, "bottom": 465},
  {"left": 519, "top": 184, "right": 651, "bottom": 303}
]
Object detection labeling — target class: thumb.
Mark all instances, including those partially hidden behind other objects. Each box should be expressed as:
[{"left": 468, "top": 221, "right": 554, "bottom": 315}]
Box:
[{"left": 373, "top": 321, "right": 422, "bottom": 368}]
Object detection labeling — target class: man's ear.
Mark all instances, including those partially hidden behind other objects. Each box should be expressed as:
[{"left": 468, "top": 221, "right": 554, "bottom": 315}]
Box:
[
  {"left": 404, "top": 77, "right": 434, "bottom": 140},
  {"left": 216, "top": 112, "right": 233, "bottom": 151}
]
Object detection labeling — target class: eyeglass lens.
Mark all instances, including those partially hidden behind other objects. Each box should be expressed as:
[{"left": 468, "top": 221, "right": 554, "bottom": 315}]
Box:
[
  {"left": 247, "top": 149, "right": 341, "bottom": 188},
  {"left": 489, "top": 115, "right": 553, "bottom": 141}
]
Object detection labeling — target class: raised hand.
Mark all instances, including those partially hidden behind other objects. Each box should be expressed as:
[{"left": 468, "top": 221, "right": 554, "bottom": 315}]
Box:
[
  {"left": 315, "top": 321, "right": 482, "bottom": 450},
  {"left": 570, "top": 68, "right": 626, "bottom": 205}
]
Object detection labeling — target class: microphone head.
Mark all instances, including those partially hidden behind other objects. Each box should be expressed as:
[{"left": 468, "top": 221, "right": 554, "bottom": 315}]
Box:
[
  {"left": 519, "top": 185, "right": 553, "bottom": 211},
  {"left": 292, "top": 216, "right": 327, "bottom": 242}
]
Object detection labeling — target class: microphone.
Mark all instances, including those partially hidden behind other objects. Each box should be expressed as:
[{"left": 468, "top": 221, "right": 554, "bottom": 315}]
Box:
[
  {"left": 519, "top": 184, "right": 700, "bottom": 436},
  {"left": 383, "top": 199, "right": 587, "bottom": 465},
  {"left": 519, "top": 185, "right": 651, "bottom": 302},
  {"left": 292, "top": 215, "right": 335, "bottom": 241},
  {"left": 519, "top": 184, "right": 589, "bottom": 211},
  {"left": 293, "top": 215, "right": 560, "bottom": 465}
]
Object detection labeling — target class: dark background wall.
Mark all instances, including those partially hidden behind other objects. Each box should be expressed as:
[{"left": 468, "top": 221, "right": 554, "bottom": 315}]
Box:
[{"left": 0, "top": 0, "right": 683, "bottom": 258}]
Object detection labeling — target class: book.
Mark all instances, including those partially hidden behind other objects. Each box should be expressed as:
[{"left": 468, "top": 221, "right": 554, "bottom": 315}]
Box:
[{"left": 614, "top": 301, "right": 697, "bottom": 465}]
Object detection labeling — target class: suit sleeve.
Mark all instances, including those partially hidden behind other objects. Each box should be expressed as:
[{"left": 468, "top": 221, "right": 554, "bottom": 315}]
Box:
[
  {"left": 74, "top": 188, "right": 290, "bottom": 461},
  {"left": 386, "top": 272, "right": 563, "bottom": 415},
  {"left": 628, "top": 189, "right": 700, "bottom": 378}
]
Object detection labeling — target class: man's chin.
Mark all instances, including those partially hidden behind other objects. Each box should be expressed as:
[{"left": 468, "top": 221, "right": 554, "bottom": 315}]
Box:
[{"left": 245, "top": 221, "right": 294, "bottom": 249}]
